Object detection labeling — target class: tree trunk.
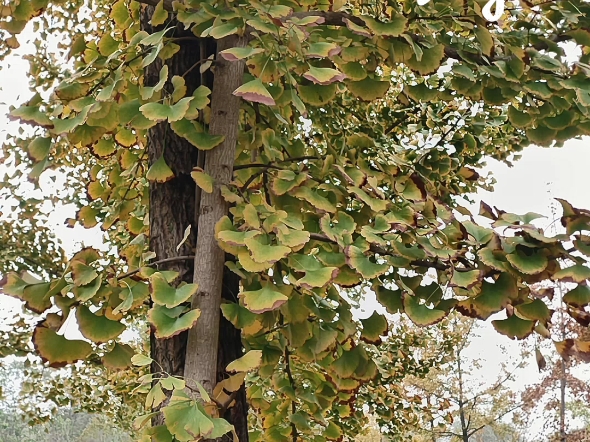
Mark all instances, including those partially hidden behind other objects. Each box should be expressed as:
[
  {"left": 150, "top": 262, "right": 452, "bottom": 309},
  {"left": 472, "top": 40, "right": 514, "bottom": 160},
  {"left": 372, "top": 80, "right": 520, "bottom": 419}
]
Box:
[
  {"left": 143, "top": 7, "right": 200, "bottom": 417},
  {"left": 184, "top": 34, "right": 247, "bottom": 393},
  {"left": 457, "top": 352, "right": 469, "bottom": 442},
  {"left": 141, "top": 8, "right": 248, "bottom": 439}
]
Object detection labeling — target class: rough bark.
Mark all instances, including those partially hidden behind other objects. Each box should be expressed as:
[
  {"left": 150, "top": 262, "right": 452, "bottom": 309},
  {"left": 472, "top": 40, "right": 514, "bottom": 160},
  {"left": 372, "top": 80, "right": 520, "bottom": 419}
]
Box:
[
  {"left": 142, "top": 6, "right": 200, "bottom": 387},
  {"left": 219, "top": 261, "right": 249, "bottom": 442},
  {"left": 184, "top": 33, "right": 247, "bottom": 396}
]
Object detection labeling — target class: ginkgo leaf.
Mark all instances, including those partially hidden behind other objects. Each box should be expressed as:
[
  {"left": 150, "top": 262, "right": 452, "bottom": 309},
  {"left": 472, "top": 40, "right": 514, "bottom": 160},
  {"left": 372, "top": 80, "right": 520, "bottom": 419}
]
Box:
[
  {"left": 346, "top": 78, "right": 390, "bottom": 101},
  {"left": 131, "top": 354, "right": 154, "bottom": 367},
  {"left": 71, "top": 260, "right": 98, "bottom": 286},
  {"left": 360, "top": 311, "right": 388, "bottom": 344},
  {"left": 102, "top": 343, "right": 135, "bottom": 369},
  {"left": 506, "top": 248, "right": 548, "bottom": 275},
  {"left": 516, "top": 299, "right": 551, "bottom": 323},
  {"left": 449, "top": 270, "right": 481, "bottom": 289},
  {"left": 492, "top": 315, "right": 536, "bottom": 340},
  {"left": 244, "top": 235, "right": 291, "bottom": 264},
  {"left": 563, "top": 285, "right": 590, "bottom": 307},
  {"left": 403, "top": 294, "right": 447, "bottom": 326},
  {"left": 76, "top": 305, "right": 126, "bottom": 343},
  {"left": 405, "top": 44, "right": 445, "bottom": 75},
  {"left": 150, "top": 0, "right": 168, "bottom": 26},
  {"left": 361, "top": 14, "right": 407, "bottom": 36},
  {"left": 455, "top": 274, "right": 516, "bottom": 320},
  {"left": 32, "top": 327, "right": 93, "bottom": 368},
  {"left": 241, "top": 283, "right": 288, "bottom": 313},
  {"left": 147, "top": 155, "right": 175, "bottom": 183},
  {"left": 220, "top": 47, "right": 264, "bottom": 61},
  {"left": 139, "top": 97, "right": 193, "bottom": 122},
  {"left": 344, "top": 245, "right": 388, "bottom": 279},
  {"left": 150, "top": 273, "right": 198, "bottom": 308},
  {"left": 148, "top": 305, "right": 201, "bottom": 339},
  {"left": 303, "top": 67, "right": 346, "bottom": 85},
  {"left": 552, "top": 264, "right": 590, "bottom": 283},
  {"left": 298, "top": 83, "right": 337, "bottom": 105},
  {"left": 233, "top": 79, "right": 275, "bottom": 106},
  {"left": 332, "top": 347, "right": 360, "bottom": 378},
  {"left": 170, "top": 119, "right": 225, "bottom": 150},
  {"left": 307, "top": 42, "right": 341, "bottom": 58},
  {"left": 27, "top": 137, "right": 51, "bottom": 161},
  {"left": 191, "top": 167, "right": 214, "bottom": 193},
  {"left": 226, "top": 350, "right": 263, "bottom": 372}
]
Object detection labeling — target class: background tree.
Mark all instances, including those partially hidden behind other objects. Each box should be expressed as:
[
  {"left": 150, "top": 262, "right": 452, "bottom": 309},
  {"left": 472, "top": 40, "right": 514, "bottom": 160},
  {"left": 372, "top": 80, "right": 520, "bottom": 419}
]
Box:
[
  {"left": 403, "top": 318, "right": 527, "bottom": 442},
  {"left": 521, "top": 281, "right": 590, "bottom": 441},
  {"left": 1, "top": 0, "right": 590, "bottom": 441}
]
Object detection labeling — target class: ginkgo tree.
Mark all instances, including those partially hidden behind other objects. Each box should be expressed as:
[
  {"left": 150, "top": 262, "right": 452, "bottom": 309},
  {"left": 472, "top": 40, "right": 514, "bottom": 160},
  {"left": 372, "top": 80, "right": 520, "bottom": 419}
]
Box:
[{"left": 2, "top": 0, "right": 590, "bottom": 440}]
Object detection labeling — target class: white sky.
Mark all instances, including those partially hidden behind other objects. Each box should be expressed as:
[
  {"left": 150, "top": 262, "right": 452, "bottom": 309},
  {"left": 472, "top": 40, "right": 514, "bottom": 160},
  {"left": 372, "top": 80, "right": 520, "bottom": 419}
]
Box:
[{"left": 1, "top": 26, "right": 590, "bottom": 437}]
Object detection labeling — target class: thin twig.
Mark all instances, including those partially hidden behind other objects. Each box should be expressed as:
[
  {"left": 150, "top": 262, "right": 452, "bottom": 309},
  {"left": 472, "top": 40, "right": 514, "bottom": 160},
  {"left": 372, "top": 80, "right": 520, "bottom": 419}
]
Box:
[{"left": 117, "top": 255, "right": 195, "bottom": 280}]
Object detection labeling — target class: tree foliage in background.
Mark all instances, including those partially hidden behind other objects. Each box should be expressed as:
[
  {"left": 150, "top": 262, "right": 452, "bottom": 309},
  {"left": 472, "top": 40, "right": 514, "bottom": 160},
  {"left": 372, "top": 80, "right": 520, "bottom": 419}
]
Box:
[
  {"left": 1, "top": 0, "right": 590, "bottom": 440},
  {"left": 404, "top": 318, "right": 527, "bottom": 442},
  {"left": 521, "top": 281, "right": 590, "bottom": 441}
]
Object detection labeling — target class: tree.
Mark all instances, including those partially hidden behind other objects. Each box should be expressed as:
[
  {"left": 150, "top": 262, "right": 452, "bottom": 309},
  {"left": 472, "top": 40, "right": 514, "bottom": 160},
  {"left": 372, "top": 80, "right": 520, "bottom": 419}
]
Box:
[
  {"left": 2, "top": 0, "right": 590, "bottom": 441},
  {"left": 521, "top": 281, "right": 590, "bottom": 442},
  {"left": 402, "top": 318, "right": 526, "bottom": 442}
]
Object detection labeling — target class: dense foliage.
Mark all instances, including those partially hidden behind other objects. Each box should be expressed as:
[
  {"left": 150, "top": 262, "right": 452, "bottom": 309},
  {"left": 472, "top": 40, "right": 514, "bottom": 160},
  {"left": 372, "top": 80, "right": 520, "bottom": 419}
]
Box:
[{"left": 2, "top": 0, "right": 590, "bottom": 440}]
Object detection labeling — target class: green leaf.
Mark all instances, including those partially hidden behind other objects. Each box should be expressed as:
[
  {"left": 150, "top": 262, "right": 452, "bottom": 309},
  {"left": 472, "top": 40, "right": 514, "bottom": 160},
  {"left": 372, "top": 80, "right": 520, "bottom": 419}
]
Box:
[
  {"left": 147, "top": 155, "right": 175, "bottom": 183},
  {"left": 303, "top": 67, "right": 346, "bottom": 85},
  {"left": 516, "top": 299, "right": 551, "bottom": 323},
  {"left": 32, "top": 327, "right": 93, "bottom": 368},
  {"left": 375, "top": 286, "right": 403, "bottom": 314},
  {"left": 563, "top": 285, "right": 590, "bottom": 308},
  {"left": 170, "top": 119, "right": 225, "bottom": 150},
  {"left": 298, "top": 83, "right": 337, "bottom": 106},
  {"left": 220, "top": 47, "right": 264, "bottom": 61},
  {"left": 150, "top": 273, "right": 198, "bottom": 308},
  {"left": 9, "top": 105, "right": 53, "bottom": 128},
  {"left": 241, "top": 282, "right": 288, "bottom": 313},
  {"left": 450, "top": 270, "right": 482, "bottom": 289},
  {"left": 526, "top": 126, "right": 557, "bottom": 147},
  {"left": 552, "top": 264, "right": 590, "bottom": 283},
  {"left": 27, "top": 137, "right": 51, "bottom": 161},
  {"left": 163, "top": 395, "right": 215, "bottom": 440},
  {"left": 233, "top": 79, "right": 275, "bottom": 106},
  {"left": 360, "top": 311, "right": 388, "bottom": 344},
  {"left": 131, "top": 354, "right": 154, "bottom": 367},
  {"left": 345, "top": 245, "right": 388, "bottom": 279},
  {"left": 405, "top": 44, "right": 445, "bottom": 75},
  {"left": 150, "top": 0, "right": 168, "bottom": 26},
  {"left": 292, "top": 186, "right": 337, "bottom": 213},
  {"left": 332, "top": 347, "right": 360, "bottom": 378},
  {"left": 456, "top": 273, "right": 516, "bottom": 320},
  {"left": 102, "top": 343, "right": 135, "bottom": 369},
  {"left": 506, "top": 247, "right": 548, "bottom": 275},
  {"left": 76, "top": 305, "right": 126, "bottom": 343},
  {"left": 244, "top": 235, "right": 291, "bottom": 264},
  {"left": 492, "top": 315, "right": 536, "bottom": 340},
  {"left": 226, "top": 350, "right": 263, "bottom": 372},
  {"left": 71, "top": 260, "right": 98, "bottom": 286},
  {"left": 508, "top": 106, "right": 533, "bottom": 128},
  {"left": 403, "top": 294, "right": 447, "bottom": 326},
  {"left": 191, "top": 167, "right": 214, "bottom": 193},
  {"left": 346, "top": 78, "right": 390, "bottom": 101},
  {"left": 361, "top": 14, "right": 407, "bottom": 36},
  {"left": 139, "top": 97, "right": 193, "bottom": 122},
  {"left": 148, "top": 305, "right": 201, "bottom": 338},
  {"left": 98, "top": 33, "right": 119, "bottom": 56}
]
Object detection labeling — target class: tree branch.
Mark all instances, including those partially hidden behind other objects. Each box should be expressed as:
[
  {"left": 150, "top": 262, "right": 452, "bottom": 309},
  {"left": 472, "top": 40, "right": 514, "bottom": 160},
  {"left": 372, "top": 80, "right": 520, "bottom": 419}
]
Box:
[{"left": 117, "top": 255, "right": 195, "bottom": 280}]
